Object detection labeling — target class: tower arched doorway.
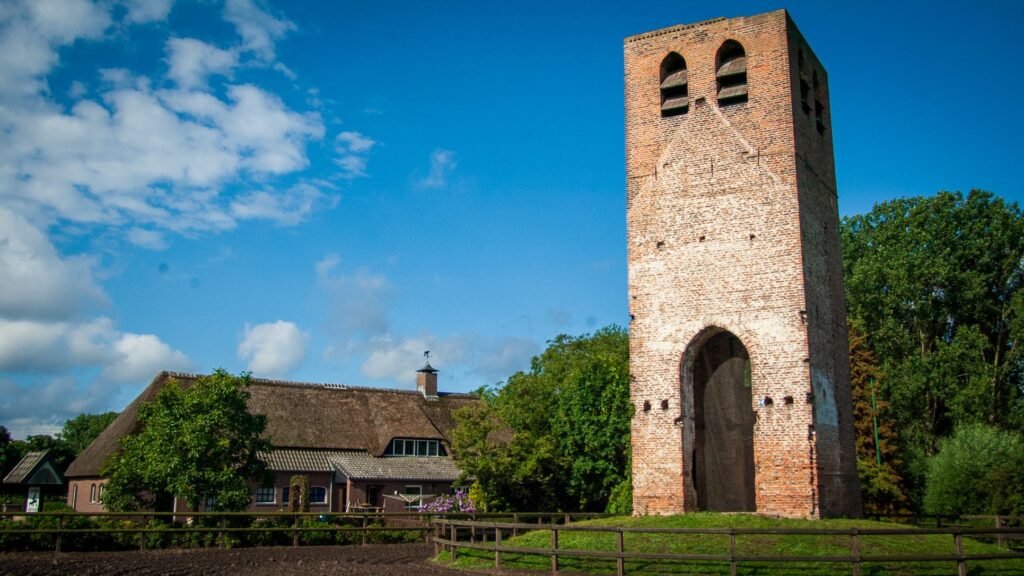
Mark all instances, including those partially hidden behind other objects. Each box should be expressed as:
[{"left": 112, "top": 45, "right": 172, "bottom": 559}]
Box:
[{"left": 683, "top": 329, "right": 756, "bottom": 512}]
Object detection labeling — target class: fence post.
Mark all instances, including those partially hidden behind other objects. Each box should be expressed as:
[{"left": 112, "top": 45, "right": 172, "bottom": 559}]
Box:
[
  {"left": 139, "top": 514, "right": 147, "bottom": 551},
  {"left": 55, "top": 514, "right": 63, "bottom": 553},
  {"left": 471, "top": 523, "right": 476, "bottom": 544},
  {"left": 361, "top": 514, "right": 368, "bottom": 546},
  {"left": 450, "top": 522, "right": 457, "bottom": 562},
  {"left": 513, "top": 513, "right": 519, "bottom": 537},
  {"left": 996, "top": 515, "right": 1006, "bottom": 548},
  {"left": 729, "top": 529, "right": 737, "bottom": 576},
  {"left": 850, "top": 528, "right": 861, "bottom": 576},
  {"left": 292, "top": 514, "right": 300, "bottom": 547},
  {"left": 495, "top": 526, "right": 502, "bottom": 569},
  {"left": 218, "top": 516, "right": 226, "bottom": 549},
  {"left": 954, "top": 531, "right": 966, "bottom": 576},
  {"left": 550, "top": 526, "right": 559, "bottom": 574},
  {"left": 616, "top": 529, "right": 624, "bottom": 576}
]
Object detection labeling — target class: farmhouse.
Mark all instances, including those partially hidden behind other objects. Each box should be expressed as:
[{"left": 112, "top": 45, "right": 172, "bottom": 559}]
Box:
[{"left": 64, "top": 364, "right": 477, "bottom": 514}]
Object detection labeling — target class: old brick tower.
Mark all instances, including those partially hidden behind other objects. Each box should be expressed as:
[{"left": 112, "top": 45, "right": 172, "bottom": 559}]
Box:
[{"left": 626, "top": 10, "right": 861, "bottom": 518}]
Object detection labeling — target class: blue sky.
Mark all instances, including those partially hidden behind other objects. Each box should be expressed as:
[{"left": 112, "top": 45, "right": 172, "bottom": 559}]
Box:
[{"left": 1, "top": 0, "right": 1021, "bottom": 438}]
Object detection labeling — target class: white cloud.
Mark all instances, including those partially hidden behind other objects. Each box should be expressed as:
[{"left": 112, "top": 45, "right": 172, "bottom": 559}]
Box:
[
  {"left": 416, "top": 148, "right": 457, "bottom": 189},
  {"left": 0, "top": 0, "right": 110, "bottom": 98},
  {"left": 238, "top": 320, "right": 307, "bottom": 378},
  {"left": 0, "top": 208, "right": 106, "bottom": 321},
  {"left": 361, "top": 335, "right": 466, "bottom": 384},
  {"left": 223, "top": 0, "right": 295, "bottom": 62},
  {"left": 126, "top": 227, "right": 168, "bottom": 250},
  {"left": 102, "top": 332, "right": 190, "bottom": 382},
  {"left": 0, "top": 82, "right": 324, "bottom": 235},
  {"left": 120, "top": 0, "right": 175, "bottom": 24},
  {"left": 333, "top": 131, "right": 375, "bottom": 178},
  {"left": 337, "top": 131, "right": 375, "bottom": 153},
  {"left": 166, "top": 37, "right": 238, "bottom": 89},
  {"left": 23, "top": 0, "right": 110, "bottom": 44},
  {"left": 230, "top": 182, "right": 337, "bottom": 226},
  {"left": 0, "top": 317, "right": 190, "bottom": 379}
]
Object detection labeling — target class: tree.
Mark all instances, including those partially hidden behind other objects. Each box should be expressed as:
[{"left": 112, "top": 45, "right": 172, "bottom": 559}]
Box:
[
  {"left": 848, "top": 322, "right": 909, "bottom": 514},
  {"left": 59, "top": 412, "right": 118, "bottom": 455},
  {"left": 451, "top": 326, "right": 631, "bottom": 512},
  {"left": 102, "top": 370, "right": 271, "bottom": 512},
  {"left": 0, "top": 426, "right": 14, "bottom": 479},
  {"left": 924, "top": 424, "right": 1024, "bottom": 516},
  {"left": 842, "top": 190, "right": 1024, "bottom": 457}
]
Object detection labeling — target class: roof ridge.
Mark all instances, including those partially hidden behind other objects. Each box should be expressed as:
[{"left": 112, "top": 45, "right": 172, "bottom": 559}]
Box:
[{"left": 161, "top": 370, "right": 477, "bottom": 397}]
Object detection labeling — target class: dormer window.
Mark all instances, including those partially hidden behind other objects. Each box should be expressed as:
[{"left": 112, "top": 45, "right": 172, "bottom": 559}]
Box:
[
  {"left": 716, "top": 40, "right": 748, "bottom": 106},
  {"left": 387, "top": 438, "right": 444, "bottom": 457},
  {"left": 660, "top": 52, "right": 688, "bottom": 117}
]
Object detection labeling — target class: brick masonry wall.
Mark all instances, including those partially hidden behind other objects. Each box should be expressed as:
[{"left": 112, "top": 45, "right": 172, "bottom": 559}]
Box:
[{"left": 625, "top": 10, "right": 860, "bottom": 518}]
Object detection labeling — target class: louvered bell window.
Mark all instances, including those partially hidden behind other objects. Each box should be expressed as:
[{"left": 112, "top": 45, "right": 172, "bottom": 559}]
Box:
[
  {"left": 716, "top": 40, "right": 748, "bottom": 105},
  {"left": 660, "top": 53, "right": 688, "bottom": 117}
]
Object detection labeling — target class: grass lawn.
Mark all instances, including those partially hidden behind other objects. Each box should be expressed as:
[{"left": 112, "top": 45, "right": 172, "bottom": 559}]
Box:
[{"left": 438, "top": 513, "right": 1024, "bottom": 575}]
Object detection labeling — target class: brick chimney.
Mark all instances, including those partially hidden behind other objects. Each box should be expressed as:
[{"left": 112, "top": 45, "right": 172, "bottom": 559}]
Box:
[{"left": 416, "top": 362, "right": 438, "bottom": 399}]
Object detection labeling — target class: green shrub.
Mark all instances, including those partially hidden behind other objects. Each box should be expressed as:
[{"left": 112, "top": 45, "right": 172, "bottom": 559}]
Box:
[
  {"left": 924, "top": 424, "right": 1024, "bottom": 515},
  {"left": 605, "top": 478, "right": 632, "bottom": 515}
]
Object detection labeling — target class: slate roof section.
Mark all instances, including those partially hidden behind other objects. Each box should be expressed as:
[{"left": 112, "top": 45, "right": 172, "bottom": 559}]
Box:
[
  {"left": 261, "top": 449, "right": 358, "bottom": 472},
  {"left": 3, "top": 451, "right": 64, "bottom": 485},
  {"left": 330, "top": 452, "right": 462, "bottom": 482},
  {"left": 66, "top": 371, "right": 479, "bottom": 478}
]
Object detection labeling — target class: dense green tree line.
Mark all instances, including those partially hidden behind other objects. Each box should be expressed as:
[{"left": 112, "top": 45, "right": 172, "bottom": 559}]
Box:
[{"left": 843, "top": 190, "right": 1024, "bottom": 513}]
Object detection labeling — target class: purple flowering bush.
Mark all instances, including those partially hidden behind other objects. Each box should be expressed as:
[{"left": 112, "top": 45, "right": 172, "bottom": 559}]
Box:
[{"left": 421, "top": 488, "right": 475, "bottom": 513}]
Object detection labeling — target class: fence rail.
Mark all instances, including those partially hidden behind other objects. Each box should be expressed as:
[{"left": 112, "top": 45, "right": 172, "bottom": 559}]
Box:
[
  {"left": 432, "top": 518, "right": 1024, "bottom": 576},
  {"left": 0, "top": 511, "right": 602, "bottom": 553}
]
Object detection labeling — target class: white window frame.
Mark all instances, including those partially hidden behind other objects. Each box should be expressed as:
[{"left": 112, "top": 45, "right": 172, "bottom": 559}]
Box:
[
  {"left": 404, "top": 485, "right": 422, "bottom": 510},
  {"left": 389, "top": 438, "right": 441, "bottom": 456},
  {"left": 255, "top": 485, "right": 276, "bottom": 504},
  {"left": 90, "top": 483, "right": 97, "bottom": 503}
]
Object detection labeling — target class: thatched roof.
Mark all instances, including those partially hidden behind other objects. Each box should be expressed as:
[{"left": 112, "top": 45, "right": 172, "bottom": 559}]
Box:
[{"left": 65, "top": 372, "right": 478, "bottom": 478}]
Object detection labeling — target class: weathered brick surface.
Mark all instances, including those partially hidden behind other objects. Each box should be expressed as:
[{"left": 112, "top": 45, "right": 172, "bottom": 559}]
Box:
[{"left": 625, "top": 10, "right": 860, "bottom": 518}]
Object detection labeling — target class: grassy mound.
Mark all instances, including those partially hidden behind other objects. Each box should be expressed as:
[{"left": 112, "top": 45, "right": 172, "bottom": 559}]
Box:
[{"left": 440, "top": 513, "right": 1023, "bottom": 575}]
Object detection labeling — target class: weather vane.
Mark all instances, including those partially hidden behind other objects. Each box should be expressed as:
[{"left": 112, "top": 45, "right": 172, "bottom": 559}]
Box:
[{"left": 424, "top": 350, "right": 431, "bottom": 361}]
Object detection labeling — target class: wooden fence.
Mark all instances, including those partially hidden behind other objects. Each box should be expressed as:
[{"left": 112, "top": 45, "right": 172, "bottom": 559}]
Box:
[
  {"left": 0, "top": 511, "right": 602, "bottom": 553},
  {"left": 431, "top": 517, "right": 1024, "bottom": 576}
]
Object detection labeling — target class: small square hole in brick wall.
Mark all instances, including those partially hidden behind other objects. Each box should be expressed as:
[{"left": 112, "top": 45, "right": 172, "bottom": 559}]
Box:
[
  {"left": 699, "top": 236, "right": 705, "bottom": 242},
  {"left": 643, "top": 400, "right": 651, "bottom": 412},
  {"left": 661, "top": 399, "right": 669, "bottom": 410},
  {"left": 783, "top": 396, "right": 794, "bottom": 405}
]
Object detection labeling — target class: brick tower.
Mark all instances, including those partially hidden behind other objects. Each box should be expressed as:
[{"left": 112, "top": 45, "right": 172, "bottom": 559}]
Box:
[{"left": 626, "top": 10, "right": 860, "bottom": 518}]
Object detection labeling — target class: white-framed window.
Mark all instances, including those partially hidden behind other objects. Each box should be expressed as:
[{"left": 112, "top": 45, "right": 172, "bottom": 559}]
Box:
[
  {"left": 404, "top": 485, "right": 422, "bottom": 510},
  {"left": 387, "top": 438, "right": 442, "bottom": 457},
  {"left": 98, "top": 484, "right": 105, "bottom": 503},
  {"left": 72, "top": 485, "right": 78, "bottom": 509},
  {"left": 90, "top": 483, "right": 97, "bottom": 503},
  {"left": 309, "top": 486, "right": 327, "bottom": 504},
  {"left": 255, "top": 485, "right": 276, "bottom": 504}
]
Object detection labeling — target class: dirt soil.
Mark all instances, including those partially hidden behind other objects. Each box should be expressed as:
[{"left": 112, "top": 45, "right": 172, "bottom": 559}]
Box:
[{"left": 0, "top": 543, "right": 503, "bottom": 576}]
